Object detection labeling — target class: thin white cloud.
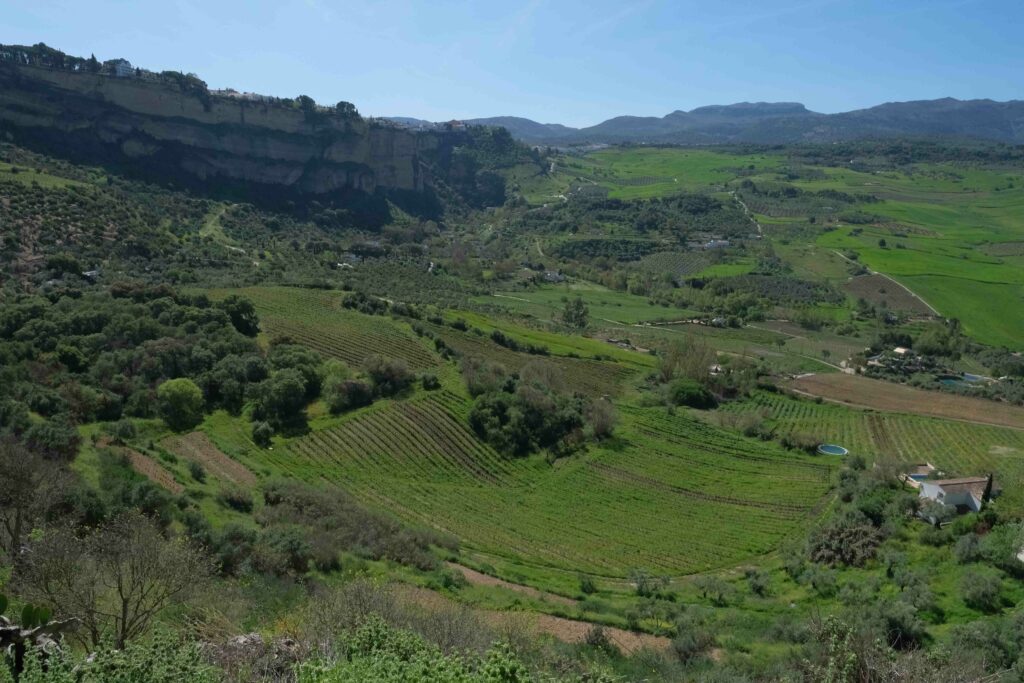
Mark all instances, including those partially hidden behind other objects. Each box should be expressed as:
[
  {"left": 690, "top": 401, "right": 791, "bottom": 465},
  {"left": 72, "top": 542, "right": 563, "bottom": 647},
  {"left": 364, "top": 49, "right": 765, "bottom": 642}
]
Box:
[
  {"left": 497, "top": 0, "right": 546, "bottom": 49},
  {"left": 575, "top": 0, "right": 658, "bottom": 41}
]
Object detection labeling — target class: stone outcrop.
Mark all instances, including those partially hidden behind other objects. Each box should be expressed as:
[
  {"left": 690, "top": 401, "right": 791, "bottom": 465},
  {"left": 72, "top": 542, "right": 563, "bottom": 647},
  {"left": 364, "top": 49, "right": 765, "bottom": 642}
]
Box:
[{"left": 0, "top": 62, "right": 442, "bottom": 198}]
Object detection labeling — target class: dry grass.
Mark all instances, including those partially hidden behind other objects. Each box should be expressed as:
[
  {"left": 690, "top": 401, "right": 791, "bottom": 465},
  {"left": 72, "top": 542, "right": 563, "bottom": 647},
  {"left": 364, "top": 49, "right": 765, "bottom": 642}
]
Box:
[{"left": 787, "top": 373, "right": 1024, "bottom": 430}]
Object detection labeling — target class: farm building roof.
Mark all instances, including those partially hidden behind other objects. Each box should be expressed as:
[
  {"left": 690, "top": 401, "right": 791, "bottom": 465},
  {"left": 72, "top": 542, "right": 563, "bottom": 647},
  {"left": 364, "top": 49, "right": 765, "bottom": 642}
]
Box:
[{"left": 931, "top": 477, "right": 990, "bottom": 496}]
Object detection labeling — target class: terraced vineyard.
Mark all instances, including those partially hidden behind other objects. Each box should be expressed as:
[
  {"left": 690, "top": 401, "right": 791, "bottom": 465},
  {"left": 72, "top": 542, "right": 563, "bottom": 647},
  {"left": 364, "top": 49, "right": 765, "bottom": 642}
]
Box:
[
  {"left": 210, "top": 287, "right": 439, "bottom": 370},
  {"left": 725, "top": 391, "right": 1024, "bottom": 511},
  {"left": 240, "top": 390, "right": 832, "bottom": 579}
]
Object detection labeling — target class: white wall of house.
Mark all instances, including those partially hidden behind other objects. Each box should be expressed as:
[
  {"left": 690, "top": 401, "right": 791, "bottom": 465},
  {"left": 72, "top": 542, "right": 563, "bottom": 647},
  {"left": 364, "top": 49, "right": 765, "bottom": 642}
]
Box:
[{"left": 919, "top": 483, "right": 982, "bottom": 512}]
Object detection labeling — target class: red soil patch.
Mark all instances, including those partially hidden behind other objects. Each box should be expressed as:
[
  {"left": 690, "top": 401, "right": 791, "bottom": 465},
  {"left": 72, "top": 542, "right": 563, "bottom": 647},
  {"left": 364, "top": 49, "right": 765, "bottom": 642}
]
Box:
[
  {"left": 123, "top": 448, "right": 184, "bottom": 495},
  {"left": 788, "top": 373, "right": 1024, "bottom": 430},
  {"left": 445, "top": 563, "right": 576, "bottom": 607},
  {"left": 160, "top": 432, "right": 257, "bottom": 486}
]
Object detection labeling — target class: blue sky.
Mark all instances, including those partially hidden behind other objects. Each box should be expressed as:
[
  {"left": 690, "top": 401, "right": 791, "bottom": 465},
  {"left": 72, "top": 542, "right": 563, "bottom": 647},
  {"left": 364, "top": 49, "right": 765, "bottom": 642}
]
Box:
[{"left": 5, "top": 0, "right": 1021, "bottom": 127}]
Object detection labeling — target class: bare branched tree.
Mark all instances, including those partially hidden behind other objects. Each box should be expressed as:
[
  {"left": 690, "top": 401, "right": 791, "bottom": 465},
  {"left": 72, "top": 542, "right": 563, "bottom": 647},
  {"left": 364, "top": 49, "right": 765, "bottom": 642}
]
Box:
[
  {"left": 0, "top": 437, "right": 68, "bottom": 557},
  {"left": 17, "top": 511, "right": 213, "bottom": 648}
]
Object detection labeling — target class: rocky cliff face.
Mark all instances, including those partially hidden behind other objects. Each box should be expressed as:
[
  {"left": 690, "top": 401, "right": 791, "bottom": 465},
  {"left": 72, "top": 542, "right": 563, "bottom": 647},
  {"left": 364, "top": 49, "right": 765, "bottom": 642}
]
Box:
[{"left": 0, "top": 62, "right": 441, "bottom": 199}]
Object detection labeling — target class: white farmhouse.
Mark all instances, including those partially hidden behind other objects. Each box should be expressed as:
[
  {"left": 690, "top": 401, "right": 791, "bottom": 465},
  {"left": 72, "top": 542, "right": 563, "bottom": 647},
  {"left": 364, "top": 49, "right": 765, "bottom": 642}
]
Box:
[{"left": 919, "top": 475, "right": 993, "bottom": 517}]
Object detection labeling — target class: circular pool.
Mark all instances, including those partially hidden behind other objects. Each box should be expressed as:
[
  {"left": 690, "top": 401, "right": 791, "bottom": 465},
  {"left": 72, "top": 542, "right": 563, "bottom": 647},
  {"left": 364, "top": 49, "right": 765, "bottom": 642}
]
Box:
[{"left": 817, "top": 444, "right": 848, "bottom": 456}]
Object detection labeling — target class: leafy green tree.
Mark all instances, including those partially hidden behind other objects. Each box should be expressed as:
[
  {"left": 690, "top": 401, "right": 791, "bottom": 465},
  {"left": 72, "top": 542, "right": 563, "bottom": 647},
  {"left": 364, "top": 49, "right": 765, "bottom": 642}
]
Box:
[
  {"left": 250, "top": 369, "right": 308, "bottom": 432},
  {"left": 216, "top": 295, "right": 260, "bottom": 337},
  {"left": 561, "top": 295, "right": 589, "bottom": 330},
  {"left": 362, "top": 355, "right": 413, "bottom": 397},
  {"left": 156, "top": 378, "right": 204, "bottom": 431}
]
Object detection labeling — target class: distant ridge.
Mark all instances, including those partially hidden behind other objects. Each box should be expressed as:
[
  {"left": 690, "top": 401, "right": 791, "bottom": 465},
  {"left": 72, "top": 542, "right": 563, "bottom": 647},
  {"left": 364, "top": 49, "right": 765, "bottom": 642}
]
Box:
[{"left": 387, "top": 99, "right": 1024, "bottom": 145}]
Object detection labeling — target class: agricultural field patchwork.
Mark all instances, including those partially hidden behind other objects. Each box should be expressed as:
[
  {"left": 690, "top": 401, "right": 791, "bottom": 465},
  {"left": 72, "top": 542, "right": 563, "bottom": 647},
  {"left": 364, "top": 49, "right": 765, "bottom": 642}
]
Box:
[{"left": 724, "top": 391, "right": 1024, "bottom": 512}]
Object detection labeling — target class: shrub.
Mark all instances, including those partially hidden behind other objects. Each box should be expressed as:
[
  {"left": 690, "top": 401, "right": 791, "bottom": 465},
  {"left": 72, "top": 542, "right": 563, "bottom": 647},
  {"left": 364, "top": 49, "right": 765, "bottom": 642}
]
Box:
[
  {"left": 961, "top": 570, "right": 1003, "bottom": 613},
  {"left": 325, "top": 379, "right": 373, "bottom": 414},
  {"left": 217, "top": 486, "right": 254, "bottom": 513},
  {"left": 579, "top": 574, "right": 597, "bottom": 595},
  {"left": 362, "top": 355, "right": 413, "bottom": 397},
  {"left": 587, "top": 398, "right": 617, "bottom": 439},
  {"left": 108, "top": 419, "right": 137, "bottom": 443},
  {"left": 807, "top": 510, "right": 883, "bottom": 567},
  {"left": 252, "top": 420, "right": 274, "bottom": 447},
  {"left": 460, "top": 356, "right": 507, "bottom": 397},
  {"left": 584, "top": 625, "right": 618, "bottom": 655},
  {"left": 954, "top": 533, "right": 983, "bottom": 563},
  {"left": 666, "top": 378, "right": 716, "bottom": 409},
  {"left": 672, "top": 612, "right": 715, "bottom": 663},
  {"left": 256, "top": 526, "right": 312, "bottom": 576},
  {"left": 745, "top": 568, "right": 770, "bottom": 596},
  {"left": 420, "top": 373, "right": 440, "bottom": 391},
  {"left": 188, "top": 460, "right": 206, "bottom": 483}
]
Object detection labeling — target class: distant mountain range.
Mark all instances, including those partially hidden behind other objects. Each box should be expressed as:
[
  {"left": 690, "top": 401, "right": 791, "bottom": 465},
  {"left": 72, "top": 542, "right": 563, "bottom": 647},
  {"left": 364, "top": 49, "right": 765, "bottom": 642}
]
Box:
[{"left": 385, "top": 99, "right": 1024, "bottom": 145}]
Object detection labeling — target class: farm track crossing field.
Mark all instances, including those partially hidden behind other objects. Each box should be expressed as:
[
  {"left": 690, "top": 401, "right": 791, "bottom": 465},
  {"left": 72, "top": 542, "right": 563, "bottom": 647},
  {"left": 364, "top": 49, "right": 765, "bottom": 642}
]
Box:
[
  {"left": 209, "top": 287, "right": 439, "bottom": 370},
  {"left": 239, "top": 391, "right": 832, "bottom": 579},
  {"left": 787, "top": 373, "right": 1024, "bottom": 430},
  {"left": 724, "top": 391, "right": 1024, "bottom": 512},
  {"left": 842, "top": 273, "right": 935, "bottom": 315}
]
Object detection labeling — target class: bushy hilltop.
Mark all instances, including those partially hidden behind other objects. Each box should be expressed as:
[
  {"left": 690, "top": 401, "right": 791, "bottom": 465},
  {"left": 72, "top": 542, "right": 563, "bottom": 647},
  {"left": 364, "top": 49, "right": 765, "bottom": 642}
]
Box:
[{"left": 0, "top": 43, "right": 540, "bottom": 227}]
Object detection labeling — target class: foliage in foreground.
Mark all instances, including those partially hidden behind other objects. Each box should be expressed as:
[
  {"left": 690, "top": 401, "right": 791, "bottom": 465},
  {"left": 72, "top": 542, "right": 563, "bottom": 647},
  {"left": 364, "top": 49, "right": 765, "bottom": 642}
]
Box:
[
  {"left": 4, "top": 630, "right": 218, "bottom": 683},
  {"left": 297, "top": 617, "right": 584, "bottom": 683}
]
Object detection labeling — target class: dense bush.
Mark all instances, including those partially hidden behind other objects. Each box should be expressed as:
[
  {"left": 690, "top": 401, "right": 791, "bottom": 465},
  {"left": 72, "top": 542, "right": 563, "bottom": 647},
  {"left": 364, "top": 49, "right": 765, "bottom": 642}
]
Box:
[
  {"left": 362, "top": 355, "right": 414, "bottom": 397},
  {"left": 666, "top": 379, "right": 716, "bottom": 409}
]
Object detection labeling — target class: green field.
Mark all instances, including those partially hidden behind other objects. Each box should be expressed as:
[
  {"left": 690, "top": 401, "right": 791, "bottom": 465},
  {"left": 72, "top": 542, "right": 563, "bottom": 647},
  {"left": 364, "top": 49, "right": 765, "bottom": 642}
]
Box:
[
  {"left": 228, "top": 389, "right": 831, "bottom": 582},
  {"left": 548, "top": 146, "right": 1024, "bottom": 348},
  {"left": 196, "top": 286, "right": 833, "bottom": 584},
  {"left": 571, "top": 148, "right": 781, "bottom": 199},
  {"left": 209, "top": 286, "right": 441, "bottom": 370},
  {"left": 797, "top": 164, "right": 1024, "bottom": 347}
]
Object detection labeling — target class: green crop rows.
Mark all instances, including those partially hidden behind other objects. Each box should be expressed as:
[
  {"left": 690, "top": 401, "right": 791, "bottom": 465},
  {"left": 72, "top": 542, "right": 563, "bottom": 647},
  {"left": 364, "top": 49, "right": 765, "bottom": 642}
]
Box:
[
  {"left": 239, "top": 391, "right": 832, "bottom": 580},
  {"left": 210, "top": 286, "right": 440, "bottom": 370}
]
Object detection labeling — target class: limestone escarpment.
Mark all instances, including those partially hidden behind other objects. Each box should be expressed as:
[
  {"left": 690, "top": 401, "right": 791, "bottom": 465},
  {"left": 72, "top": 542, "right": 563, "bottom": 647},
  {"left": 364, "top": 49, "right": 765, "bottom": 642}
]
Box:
[{"left": 0, "top": 62, "right": 440, "bottom": 199}]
